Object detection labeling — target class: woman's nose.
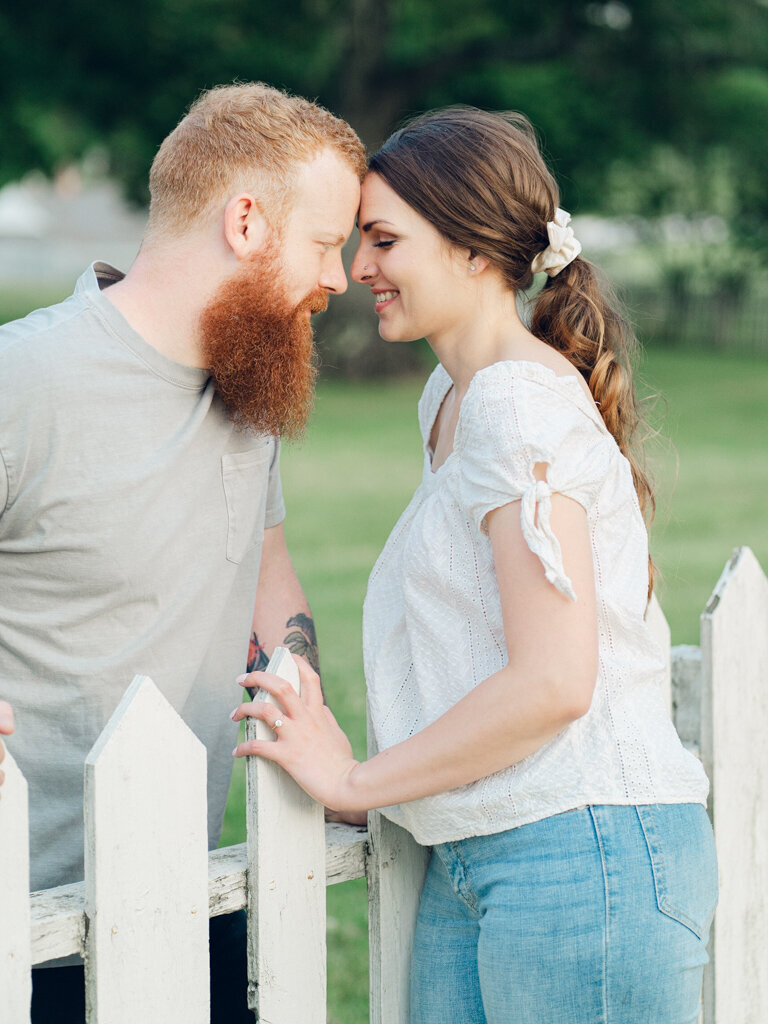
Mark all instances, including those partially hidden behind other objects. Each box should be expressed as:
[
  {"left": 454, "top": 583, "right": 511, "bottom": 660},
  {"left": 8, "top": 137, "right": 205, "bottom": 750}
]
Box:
[{"left": 350, "top": 241, "right": 375, "bottom": 284}]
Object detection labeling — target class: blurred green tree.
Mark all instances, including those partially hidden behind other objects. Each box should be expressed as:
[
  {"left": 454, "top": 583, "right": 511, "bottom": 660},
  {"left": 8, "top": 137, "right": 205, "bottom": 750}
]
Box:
[
  {"left": 2, "top": 0, "right": 765, "bottom": 212},
  {"left": 1, "top": 0, "right": 765, "bottom": 368}
]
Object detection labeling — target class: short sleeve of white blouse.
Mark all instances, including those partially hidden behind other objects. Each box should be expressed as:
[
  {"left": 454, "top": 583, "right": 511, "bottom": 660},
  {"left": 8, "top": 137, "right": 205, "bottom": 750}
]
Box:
[
  {"left": 363, "top": 360, "right": 709, "bottom": 846},
  {"left": 456, "top": 361, "right": 612, "bottom": 601}
]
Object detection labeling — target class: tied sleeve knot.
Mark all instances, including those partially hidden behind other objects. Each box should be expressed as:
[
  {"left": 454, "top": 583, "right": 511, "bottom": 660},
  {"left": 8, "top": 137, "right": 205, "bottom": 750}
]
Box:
[{"left": 519, "top": 478, "right": 577, "bottom": 601}]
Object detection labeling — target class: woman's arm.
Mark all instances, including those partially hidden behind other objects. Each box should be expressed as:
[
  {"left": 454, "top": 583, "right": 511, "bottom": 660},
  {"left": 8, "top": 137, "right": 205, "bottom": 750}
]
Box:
[{"left": 232, "top": 491, "right": 598, "bottom": 813}]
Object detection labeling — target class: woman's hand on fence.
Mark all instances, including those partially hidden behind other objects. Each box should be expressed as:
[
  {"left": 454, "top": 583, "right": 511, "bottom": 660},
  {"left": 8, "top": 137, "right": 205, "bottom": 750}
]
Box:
[
  {"left": 231, "top": 658, "right": 363, "bottom": 812},
  {"left": 0, "top": 700, "right": 15, "bottom": 794}
]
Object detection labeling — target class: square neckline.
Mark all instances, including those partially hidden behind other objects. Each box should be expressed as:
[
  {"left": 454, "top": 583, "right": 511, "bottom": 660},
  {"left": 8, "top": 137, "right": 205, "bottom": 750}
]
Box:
[{"left": 424, "top": 360, "right": 607, "bottom": 476}]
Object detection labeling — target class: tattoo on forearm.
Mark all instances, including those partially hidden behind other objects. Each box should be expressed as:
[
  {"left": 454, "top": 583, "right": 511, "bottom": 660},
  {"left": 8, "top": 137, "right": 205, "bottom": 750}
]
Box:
[
  {"left": 247, "top": 633, "right": 270, "bottom": 674},
  {"left": 284, "top": 613, "right": 320, "bottom": 677},
  {"left": 246, "top": 615, "right": 320, "bottom": 680}
]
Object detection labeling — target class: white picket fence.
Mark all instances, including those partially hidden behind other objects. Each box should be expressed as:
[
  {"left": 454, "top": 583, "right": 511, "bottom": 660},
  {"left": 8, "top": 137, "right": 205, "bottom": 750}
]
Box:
[{"left": 1, "top": 546, "right": 766, "bottom": 1023}]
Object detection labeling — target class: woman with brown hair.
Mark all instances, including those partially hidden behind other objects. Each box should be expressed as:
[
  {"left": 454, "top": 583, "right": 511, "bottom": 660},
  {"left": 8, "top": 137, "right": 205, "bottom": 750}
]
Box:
[{"left": 233, "top": 108, "right": 716, "bottom": 1022}]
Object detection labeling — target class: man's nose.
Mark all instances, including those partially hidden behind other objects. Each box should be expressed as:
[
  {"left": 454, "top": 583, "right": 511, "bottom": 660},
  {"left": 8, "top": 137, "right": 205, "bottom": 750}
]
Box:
[{"left": 321, "top": 252, "right": 349, "bottom": 295}]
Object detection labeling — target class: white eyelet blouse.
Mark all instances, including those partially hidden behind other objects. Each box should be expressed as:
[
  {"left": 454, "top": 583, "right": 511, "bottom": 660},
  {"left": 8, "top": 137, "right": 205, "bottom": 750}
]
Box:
[{"left": 362, "top": 360, "right": 709, "bottom": 846}]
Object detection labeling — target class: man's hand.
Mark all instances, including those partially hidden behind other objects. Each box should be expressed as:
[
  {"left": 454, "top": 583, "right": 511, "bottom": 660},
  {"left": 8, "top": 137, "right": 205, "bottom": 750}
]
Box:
[{"left": 0, "top": 701, "right": 15, "bottom": 795}]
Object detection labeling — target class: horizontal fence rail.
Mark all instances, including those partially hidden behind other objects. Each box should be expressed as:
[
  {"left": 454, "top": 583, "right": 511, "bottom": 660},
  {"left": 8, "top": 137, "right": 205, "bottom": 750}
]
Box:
[
  {"left": 25, "top": 826, "right": 369, "bottom": 967},
  {"left": 1, "top": 548, "right": 767, "bottom": 1023}
]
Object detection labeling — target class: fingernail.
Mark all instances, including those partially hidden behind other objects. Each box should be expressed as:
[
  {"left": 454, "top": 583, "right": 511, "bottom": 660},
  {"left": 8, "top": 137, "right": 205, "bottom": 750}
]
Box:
[
  {"left": 236, "top": 674, "right": 247, "bottom": 684},
  {"left": 232, "top": 747, "right": 238, "bottom": 756},
  {"left": 0, "top": 714, "right": 12, "bottom": 730},
  {"left": 230, "top": 708, "right": 239, "bottom": 720}
]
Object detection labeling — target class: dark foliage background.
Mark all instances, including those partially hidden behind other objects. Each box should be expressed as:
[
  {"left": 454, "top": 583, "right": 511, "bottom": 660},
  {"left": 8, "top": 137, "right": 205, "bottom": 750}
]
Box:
[{"left": 1, "top": 0, "right": 766, "bottom": 370}]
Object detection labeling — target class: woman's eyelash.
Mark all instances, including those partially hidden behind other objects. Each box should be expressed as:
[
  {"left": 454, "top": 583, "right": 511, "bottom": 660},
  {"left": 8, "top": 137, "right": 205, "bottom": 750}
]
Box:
[{"left": 372, "top": 240, "right": 395, "bottom": 248}]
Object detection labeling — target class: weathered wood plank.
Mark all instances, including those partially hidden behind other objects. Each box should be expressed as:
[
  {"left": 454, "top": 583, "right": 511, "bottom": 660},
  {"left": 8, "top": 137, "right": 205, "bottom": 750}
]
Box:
[
  {"left": 207, "top": 842, "right": 247, "bottom": 919},
  {"left": 83, "top": 676, "right": 209, "bottom": 1023},
  {"left": 367, "top": 712, "right": 429, "bottom": 1024},
  {"left": 0, "top": 749, "right": 32, "bottom": 1023},
  {"left": 246, "top": 647, "right": 327, "bottom": 1023},
  {"left": 701, "top": 547, "right": 768, "bottom": 1024},
  {"left": 30, "top": 880, "right": 86, "bottom": 966},
  {"left": 367, "top": 812, "right": 429, "bottom": 1024},
  {"left": 671, "top": 644, "right": 703, "bottom": 757},
  {"left": 324, "top": 821, "right": 368, "bottom": 885},
  {"left": 30, "top": 826, "right": 369, "bottom": 964}
]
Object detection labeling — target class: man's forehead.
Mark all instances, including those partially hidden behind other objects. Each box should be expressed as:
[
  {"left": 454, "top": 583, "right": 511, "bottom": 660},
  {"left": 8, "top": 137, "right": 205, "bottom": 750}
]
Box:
[
  {"left": 292, "top": 165, "right": 360, "bottom": 237},
  {"left": 301, "top": 176, "right": 360, "bottom": 211},
  {"left": 294, "top": 148, "right": 360, "bottom": 191}
]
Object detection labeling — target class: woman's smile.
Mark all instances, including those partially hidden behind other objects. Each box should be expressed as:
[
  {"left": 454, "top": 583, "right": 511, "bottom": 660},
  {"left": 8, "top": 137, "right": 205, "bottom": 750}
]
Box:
[{"left": 373, "top": 289, "right": 399, "bottom": 312}]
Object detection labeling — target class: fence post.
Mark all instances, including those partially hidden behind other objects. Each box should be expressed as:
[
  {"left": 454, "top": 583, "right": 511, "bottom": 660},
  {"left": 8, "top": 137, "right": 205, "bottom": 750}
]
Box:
[
  {"left": 700, "top": 547, "right": 768, "bottom": 1024},
  {"left": 245, "top": 647, "right": 326, "bottom": 1024},
  {"left": 0, "top": 748, "right": 31, "bottom": 1023},
  {"left": 670, "top": 645, "right": 702, "bottom": 757},
  {"left": 367, "top": 710, "right": 429, "bottom": 1024},
  {"left": 83, "top": 675, "right": 209, "bottom": 1023}
]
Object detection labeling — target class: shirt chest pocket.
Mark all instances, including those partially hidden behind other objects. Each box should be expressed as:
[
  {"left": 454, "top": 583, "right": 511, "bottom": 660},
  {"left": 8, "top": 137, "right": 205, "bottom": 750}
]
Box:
[{"left": 221, "top": 442, "right": 273, "bottom": 564}]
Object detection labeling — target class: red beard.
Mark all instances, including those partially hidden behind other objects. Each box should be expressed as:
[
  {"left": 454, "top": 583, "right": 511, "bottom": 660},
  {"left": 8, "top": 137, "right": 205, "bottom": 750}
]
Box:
[{"left": 199, "top": 245, "right": 327, "bottom": 438}]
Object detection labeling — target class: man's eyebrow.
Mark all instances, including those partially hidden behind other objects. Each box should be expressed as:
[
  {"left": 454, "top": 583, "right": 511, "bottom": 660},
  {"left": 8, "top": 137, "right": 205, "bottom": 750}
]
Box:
[
  {"left": 360, "top": 219, "right": 395, "bottom": 233},
  {"left": 318, "top": 233, "right": 347, "bottom": 245}
]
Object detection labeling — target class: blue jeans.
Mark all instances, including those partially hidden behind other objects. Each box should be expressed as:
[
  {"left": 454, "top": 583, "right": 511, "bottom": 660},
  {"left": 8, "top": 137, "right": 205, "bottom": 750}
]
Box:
[{"left": 411, "top": 804, "right": 717, "bottom": 1024}]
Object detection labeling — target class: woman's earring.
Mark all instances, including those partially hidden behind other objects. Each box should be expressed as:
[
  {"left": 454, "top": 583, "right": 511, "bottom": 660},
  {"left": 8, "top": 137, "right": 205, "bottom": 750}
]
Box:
[{"left": 469, "top": 263, "right": 476, "bottom": 272}]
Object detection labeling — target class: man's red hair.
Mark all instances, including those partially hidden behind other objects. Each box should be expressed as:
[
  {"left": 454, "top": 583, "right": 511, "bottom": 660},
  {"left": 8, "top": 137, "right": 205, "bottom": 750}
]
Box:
[{"left": 148, "top": 82, "right": 365, "bottom": 237}]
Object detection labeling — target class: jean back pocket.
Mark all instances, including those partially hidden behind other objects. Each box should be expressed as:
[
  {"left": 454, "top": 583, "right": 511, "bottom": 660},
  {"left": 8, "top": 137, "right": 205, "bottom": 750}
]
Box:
[{"left": 636, "top": 803, "right": 718, "bottom": 940}]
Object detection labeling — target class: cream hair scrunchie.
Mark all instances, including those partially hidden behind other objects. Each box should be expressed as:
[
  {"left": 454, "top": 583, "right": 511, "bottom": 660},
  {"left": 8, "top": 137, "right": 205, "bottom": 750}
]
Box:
[{"left": 530, "top": 208, "right": 582, "bottom": 277}]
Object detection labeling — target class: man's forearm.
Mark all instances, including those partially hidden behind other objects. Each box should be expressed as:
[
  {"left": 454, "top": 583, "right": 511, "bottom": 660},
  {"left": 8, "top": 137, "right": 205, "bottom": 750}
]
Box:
[
  {"left": 247, "top": 522, "right": 322, "bottom": 691},
  {"left": 248, "top": 612, "right": 320, "bottom": 677}
]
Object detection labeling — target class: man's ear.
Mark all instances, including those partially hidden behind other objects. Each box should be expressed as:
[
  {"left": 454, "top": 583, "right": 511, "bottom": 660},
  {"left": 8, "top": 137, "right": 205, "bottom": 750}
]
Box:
[{"left": 223, "top": 193, "right": 268, "bottom": 259}]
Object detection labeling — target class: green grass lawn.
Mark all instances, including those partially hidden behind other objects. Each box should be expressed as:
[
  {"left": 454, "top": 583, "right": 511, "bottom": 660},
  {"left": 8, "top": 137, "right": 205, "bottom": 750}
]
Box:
[
  {"left": 639, "top": 349, "right": 768, "bottom": 642},
  {"left": 220, "top": 347, "right": 768, "bottom": 1024}
]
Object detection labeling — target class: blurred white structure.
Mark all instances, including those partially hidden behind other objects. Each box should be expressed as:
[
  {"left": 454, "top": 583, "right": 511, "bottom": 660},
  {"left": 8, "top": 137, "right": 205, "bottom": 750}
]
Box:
[{"left": 0, "top": 170, "right": 146, "bottom": 290}]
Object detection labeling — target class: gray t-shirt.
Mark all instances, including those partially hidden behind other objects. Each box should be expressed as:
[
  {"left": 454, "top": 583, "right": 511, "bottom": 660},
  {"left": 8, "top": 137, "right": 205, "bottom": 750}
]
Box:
[{"left": 0, "top": 262, "right": 285, "bottom": 893}]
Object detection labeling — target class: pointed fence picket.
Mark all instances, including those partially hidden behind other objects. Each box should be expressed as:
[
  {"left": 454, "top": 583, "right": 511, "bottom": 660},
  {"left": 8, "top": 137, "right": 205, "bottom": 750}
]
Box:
[
  {"left": 1, "top": 552, "right": 767, "bottom": 1023},
  {"left": 699, "top": 548, "right": 768, "bottom": 1024},
  {"left": 83, "top": 675, "right": 210, "bottom": 1023},
  {"left": 245, "top": 647, "right": 326, "bottom": 1024},
  {"left": 366, "top": 718, "right": 429, "bottom": 1024},
  {"left": 0, "top": 749, "right": 31, "bottom": 1023}
]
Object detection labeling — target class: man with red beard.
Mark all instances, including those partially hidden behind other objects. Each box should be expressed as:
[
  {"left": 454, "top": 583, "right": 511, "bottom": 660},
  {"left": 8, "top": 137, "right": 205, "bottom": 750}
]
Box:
[{"left": 0, "top": 83, "right": 364, "bottom": 1022}]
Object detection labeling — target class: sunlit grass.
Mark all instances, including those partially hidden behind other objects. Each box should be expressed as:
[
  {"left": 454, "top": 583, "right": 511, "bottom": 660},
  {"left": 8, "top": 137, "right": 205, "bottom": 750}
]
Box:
[{"left": 640, "top": 349, "right": 768, "bottom": 641}]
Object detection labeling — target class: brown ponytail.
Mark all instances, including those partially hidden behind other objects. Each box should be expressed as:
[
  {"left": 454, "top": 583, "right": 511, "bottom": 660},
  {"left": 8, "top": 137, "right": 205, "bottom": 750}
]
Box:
[
  {"left": 530, "top": 258, "right": 655, "bottom": 525},
  {"left": 370, "top": 107, "right": 656, "bottom": 592}
]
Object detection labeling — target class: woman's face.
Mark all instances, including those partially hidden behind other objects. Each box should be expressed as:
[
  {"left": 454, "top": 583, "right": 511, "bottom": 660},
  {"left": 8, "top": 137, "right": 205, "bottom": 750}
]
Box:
[{"left": 351, "top": 172, "right": 473, "bottom": 343}]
